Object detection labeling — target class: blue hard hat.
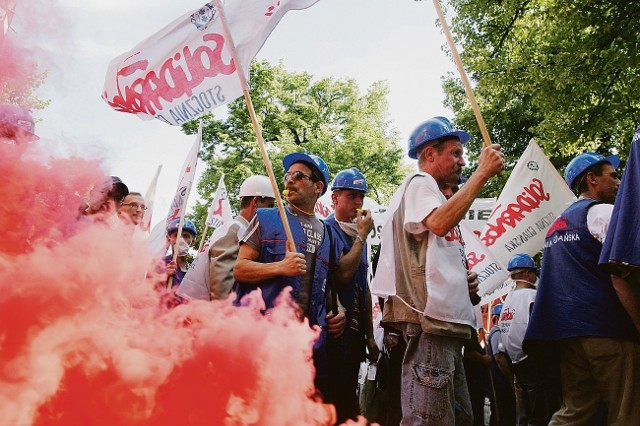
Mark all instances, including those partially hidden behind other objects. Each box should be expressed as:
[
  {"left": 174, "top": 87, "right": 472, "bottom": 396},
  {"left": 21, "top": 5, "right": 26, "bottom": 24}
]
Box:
[
  {"left": 564, "top": 152, "right": 620, "bottom": 191},
  {"left": 491, "top": 304, "right": 503, "bottom": 316},
  {"left": 283, "top": 152, "right": 331, "bottom": 195},
  {"left": 166, "top": 218, "right": 197, "bottom": 238},
  {"left": 407, "top": 116, "right": 470, "bottom": 159},
  {"left": 507, "top": 253, "right": 537, "bottom": 272},
  {"left": 331, "top": 167, "right": 368, "bottom": 193}
]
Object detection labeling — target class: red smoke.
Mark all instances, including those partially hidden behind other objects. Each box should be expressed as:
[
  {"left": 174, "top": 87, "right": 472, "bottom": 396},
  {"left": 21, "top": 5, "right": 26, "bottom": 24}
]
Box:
[
  {"left": 0, "top": 138, "right": 336, "bottom": 425},
  {"left": 0, "top": 2, "right": 371, "bottom": 424}
]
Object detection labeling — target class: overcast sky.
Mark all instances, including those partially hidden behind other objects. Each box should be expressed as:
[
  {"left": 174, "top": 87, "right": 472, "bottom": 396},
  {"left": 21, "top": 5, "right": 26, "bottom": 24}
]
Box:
[{"left": 26, "top": 0, "right": 457, "bottom": 224}]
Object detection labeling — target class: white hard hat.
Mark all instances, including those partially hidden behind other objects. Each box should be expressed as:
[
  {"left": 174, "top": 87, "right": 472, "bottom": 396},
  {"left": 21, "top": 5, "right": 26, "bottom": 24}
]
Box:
[{"left": 238, "top": 175, "right": 276, "bottom": 198}]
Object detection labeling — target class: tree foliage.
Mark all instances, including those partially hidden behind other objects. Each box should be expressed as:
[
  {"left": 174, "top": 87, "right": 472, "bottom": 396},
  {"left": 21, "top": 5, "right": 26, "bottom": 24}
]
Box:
[
  {"left": 183, "top": 60, "right": 407, "bottom": 229},
  {"left": 437, "top": 0, "right": 640, "bottom": 196}
]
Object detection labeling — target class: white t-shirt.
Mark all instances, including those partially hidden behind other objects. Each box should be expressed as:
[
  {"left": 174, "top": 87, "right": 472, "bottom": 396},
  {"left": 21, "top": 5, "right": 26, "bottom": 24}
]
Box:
[
  {"left": 403, "top": 174, "right": 475, "bottom": 328},
  {"left": 498, "top": 287, "right": 537, "bottom": 363}
]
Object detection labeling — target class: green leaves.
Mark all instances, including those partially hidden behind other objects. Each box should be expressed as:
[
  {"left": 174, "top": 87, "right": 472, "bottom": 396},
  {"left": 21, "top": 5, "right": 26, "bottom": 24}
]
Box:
[
  {"left": 183, "top": 61, "right": 406, "bottom": 229},
  {"left": 443, "top": 0, "right": 640, "bottom": 197}
]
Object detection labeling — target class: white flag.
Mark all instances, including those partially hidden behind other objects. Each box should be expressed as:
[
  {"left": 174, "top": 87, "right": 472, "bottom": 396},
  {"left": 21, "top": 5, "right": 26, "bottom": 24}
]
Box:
[
  {"left": 478, "top": 139, "right": 576, "bottom": 293},
  {"left": 459, "top": 221, "right": 509, "bottom": 303},
  {"left": 205, "top": 173, "right": 233, "bottom": 228},
  {"left": 102, "top": 0, "right": 320, "bottom": 125},
  {"left": 147, "top": 124, "right": 203, "bottom": 257},
  {"left": 166, "top": 123, "right": 202, "bottom": 225},
  {"left": 140, "top": 165, "right": 162, "bottom": 233}
]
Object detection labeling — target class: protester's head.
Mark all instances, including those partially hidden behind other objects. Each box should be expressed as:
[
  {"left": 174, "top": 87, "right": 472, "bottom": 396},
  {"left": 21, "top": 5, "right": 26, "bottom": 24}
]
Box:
[
  {"left": 491, "top": 303, "right": 503, "bottom": 325},
  {"left": 118, "top": 192, "right": 146, "bottom": 225},
  {"left": 238, "top": 175, "right": 276, "bottom": 218},
  {"left": 282, "top": 152, "right": 330, "bottom": 207},
  {"left": 166, "top": 218, "right": 197, "bottom": 256},
  {"left": 507, "top": 253, "right": 539, "bottom": 287},
  {"left": 564, "top": 152, "right": 620, "bottom": 203},
  {"left": 85, "top": 176, "right": 129, "bottom": 218},
  {"left": 0, "top": 104, "right": 39, "bottom": 144},
  {"left": 331, "top": 168, "right": 367, "bottom": 221},
  {"left": 409, "top": 117, "right": 469, "bottom": 185}
]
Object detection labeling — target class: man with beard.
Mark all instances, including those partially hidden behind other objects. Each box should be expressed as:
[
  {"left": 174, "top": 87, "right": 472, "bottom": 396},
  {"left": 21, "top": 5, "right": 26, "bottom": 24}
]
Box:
[{"left": 234, "top": 152, "right": 345, "bottom": 397}]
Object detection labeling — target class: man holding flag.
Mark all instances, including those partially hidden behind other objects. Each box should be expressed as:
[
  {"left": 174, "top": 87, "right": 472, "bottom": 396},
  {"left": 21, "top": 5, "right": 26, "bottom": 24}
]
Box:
[
  {"left": 234, "top": 152, "right": 344, "bottom": 396},
  {"left": 177, "top": 175, "right": 275, "bottom": 301},
  {"left": 377, "top": 116, "right": 504, "bottom": 425},
  {"left": 524, "top": 152, "right": 640, "bottom": 425}
]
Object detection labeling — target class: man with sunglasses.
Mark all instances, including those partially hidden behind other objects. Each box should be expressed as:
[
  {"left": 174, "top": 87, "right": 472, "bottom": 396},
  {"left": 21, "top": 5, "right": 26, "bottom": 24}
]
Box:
[{"left": 234, "top": 152, "right": 344, "bottom": 397}]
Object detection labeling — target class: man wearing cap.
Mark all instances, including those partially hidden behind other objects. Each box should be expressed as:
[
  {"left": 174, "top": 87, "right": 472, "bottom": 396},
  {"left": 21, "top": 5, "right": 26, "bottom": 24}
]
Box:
[
  {"left": 177, "top": 175, "right": 276, "bottom": 301},
  {"left": 499, "top": 254, "right": 559, "bottom": 425},
  {"left": 377, "top": 116, "right": 504, "bottom": 425},
  {"left": 524, "top": 152, "right": 640, "bottom": 425},
  {"left": 234, "top": 152, "right": 343, "bottom": 395},
  {"left": 324, "top": 167, "right": 377, "bottom": 423},
  {"left": 164, "top": 218, "right": 198, "bottom": 290}
]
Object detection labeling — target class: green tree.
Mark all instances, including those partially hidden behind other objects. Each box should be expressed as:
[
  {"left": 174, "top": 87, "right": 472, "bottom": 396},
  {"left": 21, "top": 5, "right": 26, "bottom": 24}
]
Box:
[
  {"left": 436, "top": 0, "right": 640, "bottom": 196},
  {"left": 183, "top": 60, "right": 407, "bottom": 230}
]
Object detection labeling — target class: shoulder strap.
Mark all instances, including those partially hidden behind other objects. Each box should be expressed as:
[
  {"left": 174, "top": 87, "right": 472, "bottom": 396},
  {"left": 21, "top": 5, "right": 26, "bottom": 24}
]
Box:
[{"left": 324, "top": 221, "right": 338, "bottom": 315}]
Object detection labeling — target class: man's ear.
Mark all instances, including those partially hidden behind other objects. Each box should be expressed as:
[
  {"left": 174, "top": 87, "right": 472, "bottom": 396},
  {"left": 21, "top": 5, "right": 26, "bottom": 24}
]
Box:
[{"left": 315, "top": 181, "right": 324, "bottom": 196}]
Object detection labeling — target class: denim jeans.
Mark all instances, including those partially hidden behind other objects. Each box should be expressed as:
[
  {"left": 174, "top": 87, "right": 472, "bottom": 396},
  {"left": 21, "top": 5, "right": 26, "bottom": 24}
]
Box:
[{"left": 400, "top": 324, "right": 473, "bottom": 426}]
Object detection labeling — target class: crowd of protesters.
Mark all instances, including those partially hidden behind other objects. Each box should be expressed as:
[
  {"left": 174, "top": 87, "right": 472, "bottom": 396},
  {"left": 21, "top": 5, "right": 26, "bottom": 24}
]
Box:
[{"left": 4, "top": 103, "right": 639, "bottom": 426}]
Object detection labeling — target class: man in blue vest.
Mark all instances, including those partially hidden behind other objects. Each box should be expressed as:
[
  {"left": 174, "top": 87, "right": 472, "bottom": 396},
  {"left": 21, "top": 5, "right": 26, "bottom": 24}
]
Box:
[
  {"left": 324, "top": 167, "right": 378, "bottom": 423},
  {"left": 234, "top": 152, "right": 344, "bottom": 396},
  {"left": 524, "top": 152, "right": 640, "bottom": 425}
]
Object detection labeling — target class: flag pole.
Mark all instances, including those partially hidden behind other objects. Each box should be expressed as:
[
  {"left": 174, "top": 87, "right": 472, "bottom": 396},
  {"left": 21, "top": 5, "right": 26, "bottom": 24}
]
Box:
[
  {"left": 198, "top": 223, "right": 210, "bottom": 252},
  {"left": 167, "top": 121, "right": 203, "bottom": 290},
  {"left": 431, "top": 0, "right": 491, "bottom": 148},
  {"left": 212, "top": 0, "right": 296, "bottom": 252}
]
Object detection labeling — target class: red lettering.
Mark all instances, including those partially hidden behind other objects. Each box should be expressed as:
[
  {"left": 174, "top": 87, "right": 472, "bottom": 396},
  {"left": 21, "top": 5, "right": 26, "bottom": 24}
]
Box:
[
  {"left": 467, "top": 251, "right": 486, "bottom": 269},
  {"left": 444, "top": 225, "right": 464, "bottom": 244},
  {"left": 481, "top": 178, "right": 550, "bottom": 247},
  {"left": 500, "top": 307, "right": 515, "bottom": 321},
  {"left": 106, "top": 33, "right": 236, "bottom": 115}
]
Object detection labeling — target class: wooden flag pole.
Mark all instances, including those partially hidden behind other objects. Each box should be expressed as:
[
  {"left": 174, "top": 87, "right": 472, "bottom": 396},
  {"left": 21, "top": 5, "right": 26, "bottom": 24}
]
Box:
[
  {"left": 167, "top": 174, "right": 195, "bottom": 290},
  {"left": 167, "top": 121, "right": 202, "bottom": 290},
  {"left": 431, "top": 0, "right": 491, "bottom": 148},
  {"left": 197, "top": 223, "right": 210, "bottom": 252},
  {"left": 212, "top": 0, "right": 296, "bottom": 252}
]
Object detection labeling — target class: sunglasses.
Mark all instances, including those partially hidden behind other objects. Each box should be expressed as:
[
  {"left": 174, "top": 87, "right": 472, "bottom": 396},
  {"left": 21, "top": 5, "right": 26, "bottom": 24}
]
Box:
[{"left": 284, "top": 171, "right": 313, "bottom": 182}]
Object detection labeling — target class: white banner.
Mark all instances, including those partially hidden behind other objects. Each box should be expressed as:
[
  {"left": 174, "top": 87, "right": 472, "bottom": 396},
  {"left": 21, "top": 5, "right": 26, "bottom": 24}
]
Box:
[
  {"left": 140, "top": 165, "right": 162, "bottom": 233},
  {"left": 461, "top": 221, "right": 509, "bottom": 298},
  {"left": 479, "top": 139, "right": 576, "bottom": 293},
  {"left": 102, "top": 0, "right": 319, "bottom": 125},
  {"left": 166, "top": 124, "right": 202, "bottom": 225},
  {"left": 205, "top": 173, "right": 233, "bottom": 228}
]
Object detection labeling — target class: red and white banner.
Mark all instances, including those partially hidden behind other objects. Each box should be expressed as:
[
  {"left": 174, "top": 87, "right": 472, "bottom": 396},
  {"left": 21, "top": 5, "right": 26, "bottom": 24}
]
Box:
[
  {"left": 205, "top": 173, "right": 233, "bottom": 228},
  {"left": 102, "top": 0, "right": 320, "bottom": 125},
  {"left": 478, "top": 139, "right": 576, "bottom": 294}
]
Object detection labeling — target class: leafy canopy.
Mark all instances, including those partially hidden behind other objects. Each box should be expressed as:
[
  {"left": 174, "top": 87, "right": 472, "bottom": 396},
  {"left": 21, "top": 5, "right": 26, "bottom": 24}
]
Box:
[
  {"left": 435, "top": 0, "right": 639, "bottom": 196},
  {"left": 183, "top": 60, "right": 407, "bottom": 229}
]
